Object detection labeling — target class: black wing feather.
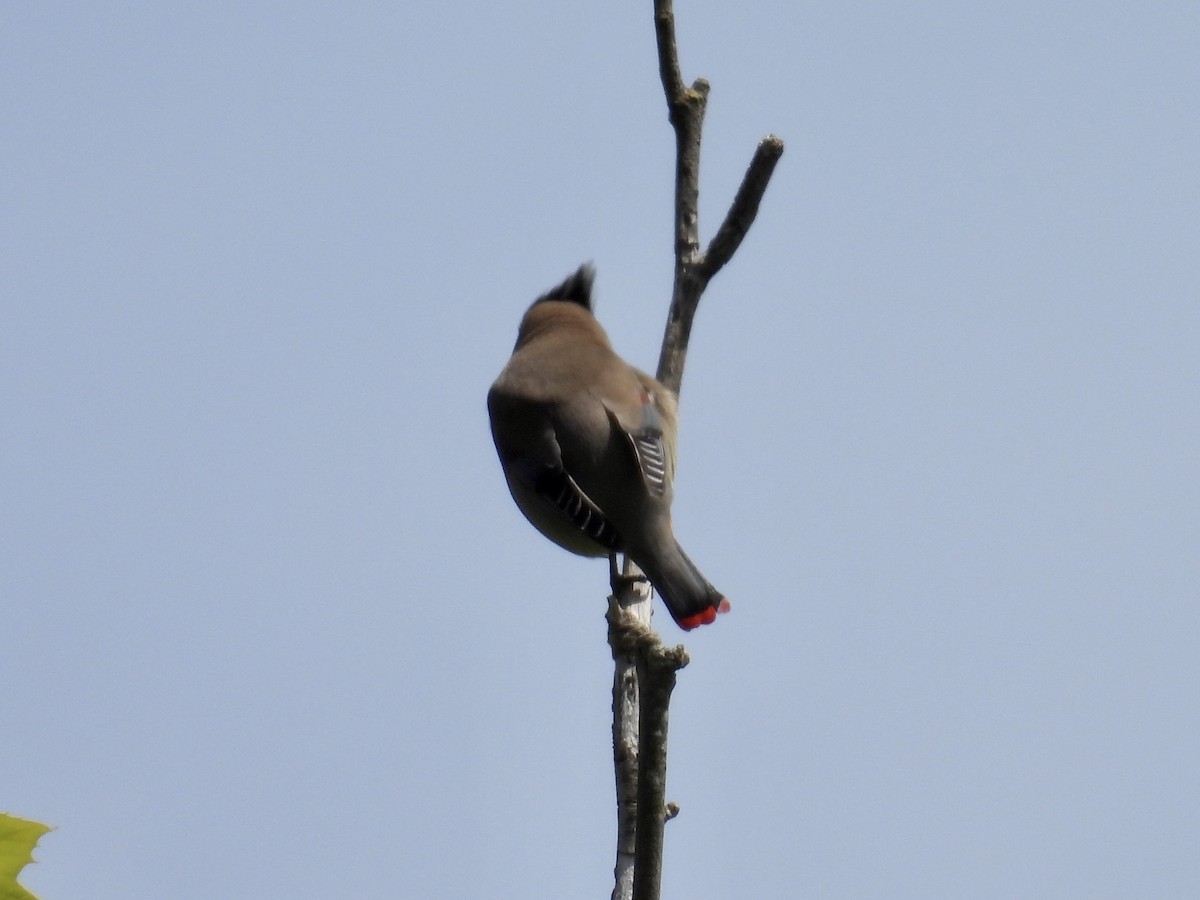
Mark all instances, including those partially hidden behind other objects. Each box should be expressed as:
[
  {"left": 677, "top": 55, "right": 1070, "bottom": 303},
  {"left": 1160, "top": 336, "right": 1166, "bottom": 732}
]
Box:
[{"left": 533, "top": 465, "right": 623, "bottom": 550}]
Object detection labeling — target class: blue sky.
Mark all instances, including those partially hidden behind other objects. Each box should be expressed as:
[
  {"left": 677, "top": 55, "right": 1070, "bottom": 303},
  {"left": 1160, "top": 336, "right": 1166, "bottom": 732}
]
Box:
[{"left": 3, "top": 3, "right": 1198, "bottom": 897}]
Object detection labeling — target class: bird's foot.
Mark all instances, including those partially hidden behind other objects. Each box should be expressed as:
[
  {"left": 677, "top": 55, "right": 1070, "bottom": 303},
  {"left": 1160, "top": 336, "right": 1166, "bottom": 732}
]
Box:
[{"left": 608, "top": 553, "right": 650, "bottom": 595}]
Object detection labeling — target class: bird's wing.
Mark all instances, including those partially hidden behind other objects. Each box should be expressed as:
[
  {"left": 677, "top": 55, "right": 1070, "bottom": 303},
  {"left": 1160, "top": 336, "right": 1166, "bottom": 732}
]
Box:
[
  {"left": 602, "top": 384, "right": 676, "bottom": 501},
  {"left": 524, "top": 461, "right": 623, "bottom": 551},
  {"left": 488, "top": 381, "right": 624, "bottom": 553}
]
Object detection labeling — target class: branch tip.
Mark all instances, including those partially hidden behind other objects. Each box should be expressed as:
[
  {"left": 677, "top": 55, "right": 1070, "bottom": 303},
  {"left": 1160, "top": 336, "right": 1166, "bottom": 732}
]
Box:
[
  {"left": 700, "top": 136, "right": 785, "bottom": 280},
  {"left": 761, "top": 133, "right": 785, "bottom": 153}
]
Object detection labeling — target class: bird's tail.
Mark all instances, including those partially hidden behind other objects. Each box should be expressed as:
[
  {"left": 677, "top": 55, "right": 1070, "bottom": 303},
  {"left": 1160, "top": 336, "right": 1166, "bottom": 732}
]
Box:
[{"left": 636, "top": 540, "right": 731, "bottom": 631}]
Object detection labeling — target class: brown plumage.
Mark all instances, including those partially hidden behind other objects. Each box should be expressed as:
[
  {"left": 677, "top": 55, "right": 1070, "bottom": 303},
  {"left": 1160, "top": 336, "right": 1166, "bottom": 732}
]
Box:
[{"left": 488, "top": 265, "right": 730, "bottom": 630}]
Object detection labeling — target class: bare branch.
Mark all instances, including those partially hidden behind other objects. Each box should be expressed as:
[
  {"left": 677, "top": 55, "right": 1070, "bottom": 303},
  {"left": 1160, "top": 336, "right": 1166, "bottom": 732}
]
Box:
[
  {"left": 655, "top": 270, "right": 704, "bottom": 396},
  {"left": 700, "top": 135, "right": 786, "bottom": 281},
  {"left": 652, "top": 0, "right": 784, "bottom": 399},
  {"left": 632, "top": 639, "right": 687, "bottom": 900},
  {"left": 608, "top": 573, "right": 651, "bottom": 900},
  {"left": 652, "top": 0, "right": 687, "bottom": 108},
  {"left": 611, "top": 3, "right": 783, "bottom": 899},
  {"left": 607, "top": 590, "right": 689, "bottom": 900},
  {"left": 655, "top": 0, "right": 707, "bottom": 266}
]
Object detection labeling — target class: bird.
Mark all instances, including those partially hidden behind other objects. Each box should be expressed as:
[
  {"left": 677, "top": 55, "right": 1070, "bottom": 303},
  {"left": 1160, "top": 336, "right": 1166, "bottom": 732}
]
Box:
[{"left": 487, "top": 264, "right": 730, "bottom": 630}]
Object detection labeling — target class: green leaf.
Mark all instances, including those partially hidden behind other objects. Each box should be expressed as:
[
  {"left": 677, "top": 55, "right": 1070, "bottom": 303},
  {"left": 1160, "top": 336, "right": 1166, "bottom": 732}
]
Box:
[{"left": 0, "top": 814, "right": 52, "bottom": 900}]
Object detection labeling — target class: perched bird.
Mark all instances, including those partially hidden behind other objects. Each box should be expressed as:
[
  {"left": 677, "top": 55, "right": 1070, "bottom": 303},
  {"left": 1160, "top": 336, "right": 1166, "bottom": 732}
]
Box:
[{"left": 487, "top": 264, "right": 730, "bottom": 630}]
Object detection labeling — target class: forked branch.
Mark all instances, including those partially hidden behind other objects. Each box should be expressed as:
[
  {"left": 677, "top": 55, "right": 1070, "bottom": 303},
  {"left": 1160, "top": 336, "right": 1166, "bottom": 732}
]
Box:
[{"left": 610, "top": 2, "right": 783, "bottom": 899}]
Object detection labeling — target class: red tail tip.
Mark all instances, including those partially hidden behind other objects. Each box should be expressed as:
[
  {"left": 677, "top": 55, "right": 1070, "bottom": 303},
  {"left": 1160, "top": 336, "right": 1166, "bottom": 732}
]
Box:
[{"left": 677, "top": 598, "right": 731, "bottom": 631}]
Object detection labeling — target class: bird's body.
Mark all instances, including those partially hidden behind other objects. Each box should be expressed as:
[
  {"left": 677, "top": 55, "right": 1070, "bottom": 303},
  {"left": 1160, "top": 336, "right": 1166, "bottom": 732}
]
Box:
[{"left": 488, "top": 265, "right": 730, "bottom": 630}]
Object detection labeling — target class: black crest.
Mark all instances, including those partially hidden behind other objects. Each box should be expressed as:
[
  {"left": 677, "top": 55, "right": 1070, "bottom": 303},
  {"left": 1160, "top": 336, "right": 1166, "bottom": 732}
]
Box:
[{"left": 534, "top": 263, "right": 595, "bottom": 311}]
